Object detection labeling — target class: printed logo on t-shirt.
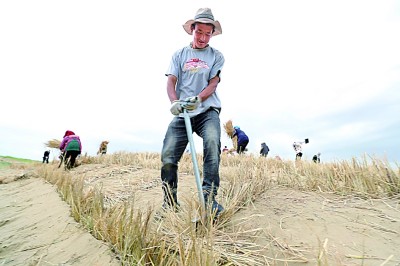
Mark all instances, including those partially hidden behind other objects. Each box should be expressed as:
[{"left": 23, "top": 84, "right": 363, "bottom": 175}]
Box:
[{"left": 184, "top": 58, "right": 209, "bottom": 73}]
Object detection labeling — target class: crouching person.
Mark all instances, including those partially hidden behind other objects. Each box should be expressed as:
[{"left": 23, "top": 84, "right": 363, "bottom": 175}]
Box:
[{"left": 59, "top": 130, "right": 82, "bottom": 169}]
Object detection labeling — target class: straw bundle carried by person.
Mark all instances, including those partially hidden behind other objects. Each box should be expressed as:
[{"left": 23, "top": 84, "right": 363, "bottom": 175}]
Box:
[
  {"left": 44, "top": 139, "right": 61, "bottom": 149},
  {"left": 223, "top": 120, "right": 238, "bottom": 152}
]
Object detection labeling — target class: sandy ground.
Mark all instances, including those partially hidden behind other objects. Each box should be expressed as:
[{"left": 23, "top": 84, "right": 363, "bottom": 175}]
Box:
[
  {"left": 0, "top": 165, "right": 119, "bottom": 266},
  {"left": 233, "top": 189, "right": 400, "bottom": 265},
  {"left": 1, "top": 160, "right": 400, "bottom": 266}
]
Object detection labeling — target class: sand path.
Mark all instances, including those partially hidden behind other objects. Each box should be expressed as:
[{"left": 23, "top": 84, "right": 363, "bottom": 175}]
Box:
[{"left": 0, "top": 176, "right": 119, "bottom": 266}]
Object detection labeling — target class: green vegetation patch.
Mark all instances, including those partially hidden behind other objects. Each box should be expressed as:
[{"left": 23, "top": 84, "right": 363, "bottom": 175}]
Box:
[
  {"left": 0, "top": 155, "right": 37, "bottom": 169},
  {"left": 0, "top": 160, "right": 12, "bottom": 169}
]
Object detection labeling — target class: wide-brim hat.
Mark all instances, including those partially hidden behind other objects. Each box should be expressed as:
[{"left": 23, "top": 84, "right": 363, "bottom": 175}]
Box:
[{"left": 183, "top": 8, "right": 222, "bottom": 36}]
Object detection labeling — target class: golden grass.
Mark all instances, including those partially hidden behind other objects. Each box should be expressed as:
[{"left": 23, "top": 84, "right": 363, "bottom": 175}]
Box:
[{"left": 33, "top": 153, "right": 399, "bottom": 265}]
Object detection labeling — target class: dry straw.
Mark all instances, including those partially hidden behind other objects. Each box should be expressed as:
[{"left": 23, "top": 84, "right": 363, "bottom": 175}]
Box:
[
  {"left": 34, "top": 152, "right": 399, "bottom": 265},
  {"left": 44, "top": 139, "right": 61, "bottom": 149},
  {"left": 223, "top": 120, "right": 238, "bottom": 152}
]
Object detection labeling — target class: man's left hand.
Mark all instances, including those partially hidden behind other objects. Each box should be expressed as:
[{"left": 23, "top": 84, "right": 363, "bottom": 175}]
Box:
[{"left": 182, "top": 96, "right": 201, "bottom": 111}]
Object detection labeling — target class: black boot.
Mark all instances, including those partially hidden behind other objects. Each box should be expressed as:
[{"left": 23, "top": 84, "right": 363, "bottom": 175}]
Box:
[
  {"left": 162, "top": 185, "right": 180, "bottom": 212},
  {"left": 154, "top": 186, "right": 180, "bottom": 221},
  {"left": 203, "top": 192, "right": 224, "bottom": 218}
]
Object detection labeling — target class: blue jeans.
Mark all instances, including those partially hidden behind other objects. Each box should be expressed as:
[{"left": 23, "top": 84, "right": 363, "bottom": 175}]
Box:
[{"left": 161, "top": 108, "right": 221, "bottom": 205}]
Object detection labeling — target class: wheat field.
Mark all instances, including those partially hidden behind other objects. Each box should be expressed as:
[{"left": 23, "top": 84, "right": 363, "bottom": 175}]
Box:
[{"left": 2, "top": 152, "right": 399, "bottom": 265}]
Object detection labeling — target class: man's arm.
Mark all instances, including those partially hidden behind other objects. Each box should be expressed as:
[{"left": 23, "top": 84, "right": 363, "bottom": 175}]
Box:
[
  {"left": 197, "top": 75, "right": 220, "bottom": 102},
  {"left": 166, "top": 75, "right": 178, "bottom": 103}
]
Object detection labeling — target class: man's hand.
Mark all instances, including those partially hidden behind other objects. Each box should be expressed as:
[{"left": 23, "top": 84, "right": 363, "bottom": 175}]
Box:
[
  {"left": 170, "top": 100, "right": 182, "bottom": 115},
  {"left": 182, "top": 96, "right": 201, "bottom": 111}
]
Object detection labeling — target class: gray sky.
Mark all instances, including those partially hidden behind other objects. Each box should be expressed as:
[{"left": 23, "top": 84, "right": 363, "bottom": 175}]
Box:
[{"left": 1, "top": 0, "right": 399, "bottom": 164}]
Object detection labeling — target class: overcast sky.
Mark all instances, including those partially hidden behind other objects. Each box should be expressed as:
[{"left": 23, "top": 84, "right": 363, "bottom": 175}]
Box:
[{"left": 1, "top": 0, "right": 399, "bottom": 164}]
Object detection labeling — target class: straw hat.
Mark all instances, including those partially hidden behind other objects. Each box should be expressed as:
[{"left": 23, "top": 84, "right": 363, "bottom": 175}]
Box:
[{"left": 183, "top": 8, "right": 222, "bottom": 36}]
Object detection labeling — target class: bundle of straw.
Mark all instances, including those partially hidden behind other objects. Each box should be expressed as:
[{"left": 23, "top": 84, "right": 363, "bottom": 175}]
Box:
[
  {"left": 223, "top": 120, "right": 238, "bottom": 152},
  {"left": 223, "top": 120, "right": 235, "bottom": 138},
  {"left": 44, "top": 139, "right": 61, "bottom": 149},
  {"left": 100, "top": 141, "right": 109, "bottom": 148}
]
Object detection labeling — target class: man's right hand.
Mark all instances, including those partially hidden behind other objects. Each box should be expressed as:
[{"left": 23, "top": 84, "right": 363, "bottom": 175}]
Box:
[{"left": 170, "top": 101, "right": 182, "bottom": 115}]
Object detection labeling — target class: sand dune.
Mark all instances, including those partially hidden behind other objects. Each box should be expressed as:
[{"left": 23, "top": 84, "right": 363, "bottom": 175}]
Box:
[{"left": 0, "top": 176, "right": 119, "bottom": 266}]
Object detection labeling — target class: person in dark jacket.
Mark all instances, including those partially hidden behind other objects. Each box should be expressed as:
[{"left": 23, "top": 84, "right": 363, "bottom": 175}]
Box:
[
  {"left": 312, "top": 152, "right": 321, "bottom": 163},
  {"left": 233, "top": 126, "right": 249, "bottom": 154},
  {"left": 59, "top": 130, "right": 82, "bottom": 169},
  {"left": 42, "top": 150, "right": 50, "bottom": 163},
  {"left": 260, "top": 142, "right": 269, "bottom": 157}
]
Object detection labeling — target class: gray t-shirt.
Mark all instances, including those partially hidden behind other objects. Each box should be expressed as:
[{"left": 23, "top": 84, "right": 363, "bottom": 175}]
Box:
[{"left": 166, "top": 44, "right": 224, "bottom": 117}]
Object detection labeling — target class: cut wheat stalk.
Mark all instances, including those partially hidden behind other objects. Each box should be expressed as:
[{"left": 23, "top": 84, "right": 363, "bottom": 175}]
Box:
[{"left": 44, "top": 139, "right": 61, "bottom": 149}]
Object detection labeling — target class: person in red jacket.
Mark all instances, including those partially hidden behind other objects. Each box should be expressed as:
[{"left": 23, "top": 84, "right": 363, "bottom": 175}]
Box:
[{"left": 59, "top": 130, "right": 82, "bottom": 169}]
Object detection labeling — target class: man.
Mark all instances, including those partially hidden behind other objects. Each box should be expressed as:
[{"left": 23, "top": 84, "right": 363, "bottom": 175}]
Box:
[
  {"left": 232, "top": 126, "right": 249, "bottom": 154},
  {"left": 160, "top": 7, "right": 224, "bottom": 217},
  {"left": 260, "top": 142, "right": 269, "bottom": 157}
]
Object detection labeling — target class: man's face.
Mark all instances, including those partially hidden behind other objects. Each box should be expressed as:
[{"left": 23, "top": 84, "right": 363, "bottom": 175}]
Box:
[{"left": 192, "top": 23, "right": 213, "bottom": 49}]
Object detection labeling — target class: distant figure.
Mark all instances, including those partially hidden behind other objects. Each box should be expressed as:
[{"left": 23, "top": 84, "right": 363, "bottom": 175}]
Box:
[
  {"left": 97, "top": 141, "right": 109, "bottom": 155},
  {"left": 313, "top": 152, "right": 321, "bottom": 163},
  {"left": 293, "top": 141, "right": 304, "bottom": 160},
  {"left": 222, "top": 146, "right": 229, "bottom": 153},
  {"left": 312, "top": 155, "right": 317, "bottom": 163},
  {"left": 59, "top": 130, "right": 82, "bottom": 169},
  {"left": 260, "top": 142, "right": 269, "bottom": 157},
  {"left": 233, "top": 126, "right": 249, "bottom": 154},
  {"left": 42, "top": 150, "right": 50, "bottom": 163}
]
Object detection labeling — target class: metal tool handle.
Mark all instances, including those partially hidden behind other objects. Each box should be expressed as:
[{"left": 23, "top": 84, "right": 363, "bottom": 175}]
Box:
[{"left": 182, "top": 108, "right": 205, "bottom": 210}]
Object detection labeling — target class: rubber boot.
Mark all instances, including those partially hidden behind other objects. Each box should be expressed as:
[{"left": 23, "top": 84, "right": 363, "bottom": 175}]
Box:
[
  {"left": 203, "top": 193, "right": 224, "bottom": 219},
  {"left": 162, "top": 186, "right": 180, "bottom": 212}
]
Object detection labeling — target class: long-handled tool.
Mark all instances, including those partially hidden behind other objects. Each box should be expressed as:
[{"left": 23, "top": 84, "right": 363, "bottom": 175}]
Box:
[
  {"left": 58, "top": 151, "right": 65, "bottom": 168},
  {"left": 182, "top": 108, "right": 206, "bottom": 212}
]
